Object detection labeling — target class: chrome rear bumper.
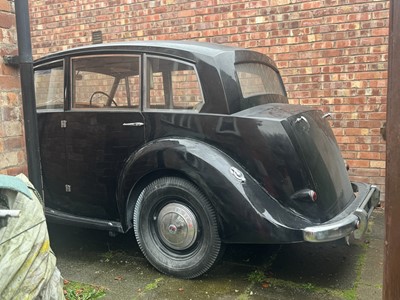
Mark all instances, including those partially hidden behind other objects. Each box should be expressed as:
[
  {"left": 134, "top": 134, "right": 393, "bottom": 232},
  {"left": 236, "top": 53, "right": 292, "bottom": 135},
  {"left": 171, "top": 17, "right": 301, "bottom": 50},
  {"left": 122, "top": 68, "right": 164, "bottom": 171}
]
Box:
[{"left": 302, "top": 183, "right": 380, "bottom": 242}]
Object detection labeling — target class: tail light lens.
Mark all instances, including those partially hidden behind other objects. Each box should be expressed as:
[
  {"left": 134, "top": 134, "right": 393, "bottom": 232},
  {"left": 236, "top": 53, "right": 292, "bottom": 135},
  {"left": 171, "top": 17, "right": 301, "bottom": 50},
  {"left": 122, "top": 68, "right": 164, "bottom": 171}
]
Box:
[{"left": 290, "top": 189, "right": 317, "bottom": 203}]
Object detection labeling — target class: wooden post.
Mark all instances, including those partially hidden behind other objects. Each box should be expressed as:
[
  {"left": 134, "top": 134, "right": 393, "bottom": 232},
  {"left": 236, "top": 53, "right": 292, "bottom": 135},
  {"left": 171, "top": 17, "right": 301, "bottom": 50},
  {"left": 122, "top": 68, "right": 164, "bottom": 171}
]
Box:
[{"left": 383, "top": 0, "right": 400, "bottom": 298}]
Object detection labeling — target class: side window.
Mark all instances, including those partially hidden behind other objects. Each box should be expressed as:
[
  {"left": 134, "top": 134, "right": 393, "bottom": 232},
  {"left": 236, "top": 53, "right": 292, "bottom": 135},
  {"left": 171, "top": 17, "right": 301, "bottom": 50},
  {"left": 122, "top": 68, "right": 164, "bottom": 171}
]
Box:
[
  {"left": 34, "top": 61, "right": 64, "bottom": 110},
  {"left": 71, "top": 55, "right": 140, "bottom": 109},
  {"left": 146, "top": 56, "right": 204, "bottom": 111}
]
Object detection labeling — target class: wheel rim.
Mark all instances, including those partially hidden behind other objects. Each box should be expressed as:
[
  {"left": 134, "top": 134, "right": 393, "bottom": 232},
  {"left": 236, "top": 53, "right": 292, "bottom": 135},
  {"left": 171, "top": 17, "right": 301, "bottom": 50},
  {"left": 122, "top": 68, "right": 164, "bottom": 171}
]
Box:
[{"left": 156, "top": 203, "right": 198, "bottom": 251}]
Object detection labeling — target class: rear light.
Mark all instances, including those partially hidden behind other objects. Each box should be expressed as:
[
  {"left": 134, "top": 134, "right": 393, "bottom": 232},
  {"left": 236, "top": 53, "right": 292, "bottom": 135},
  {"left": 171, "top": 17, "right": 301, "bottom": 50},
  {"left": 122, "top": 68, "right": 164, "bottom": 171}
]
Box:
[{"left": 290, "top": 189, "right": 317, "bottom": 203}]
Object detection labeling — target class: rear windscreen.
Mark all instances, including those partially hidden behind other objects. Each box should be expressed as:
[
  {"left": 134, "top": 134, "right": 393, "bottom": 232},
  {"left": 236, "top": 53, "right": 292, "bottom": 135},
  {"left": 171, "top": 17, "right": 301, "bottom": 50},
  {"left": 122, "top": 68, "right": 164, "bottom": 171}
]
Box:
[{"left": 235, "top": 63, "right": 288, "bottom": 111}]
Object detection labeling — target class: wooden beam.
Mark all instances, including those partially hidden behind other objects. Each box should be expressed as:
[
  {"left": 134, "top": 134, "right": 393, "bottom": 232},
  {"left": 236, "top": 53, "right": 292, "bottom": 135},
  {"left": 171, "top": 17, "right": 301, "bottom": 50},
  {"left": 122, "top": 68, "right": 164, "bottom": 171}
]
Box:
[{"left": 383, "top": 0, "right": 400, "bottom": 298}]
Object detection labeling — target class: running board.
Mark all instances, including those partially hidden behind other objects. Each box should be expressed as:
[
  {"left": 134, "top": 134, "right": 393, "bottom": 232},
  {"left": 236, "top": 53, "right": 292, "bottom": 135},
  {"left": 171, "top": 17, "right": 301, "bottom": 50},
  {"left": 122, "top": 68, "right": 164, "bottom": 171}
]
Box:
[{"left": 45, "top": 207, "right": 124, "bottom": 233}]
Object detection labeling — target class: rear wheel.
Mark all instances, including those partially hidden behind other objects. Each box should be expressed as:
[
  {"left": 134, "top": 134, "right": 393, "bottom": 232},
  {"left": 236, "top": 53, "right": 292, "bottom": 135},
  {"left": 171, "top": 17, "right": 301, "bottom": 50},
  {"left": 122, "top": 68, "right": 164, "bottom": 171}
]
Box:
[{"left": 133, "top": 177, "right": 222, "bottom": 279}]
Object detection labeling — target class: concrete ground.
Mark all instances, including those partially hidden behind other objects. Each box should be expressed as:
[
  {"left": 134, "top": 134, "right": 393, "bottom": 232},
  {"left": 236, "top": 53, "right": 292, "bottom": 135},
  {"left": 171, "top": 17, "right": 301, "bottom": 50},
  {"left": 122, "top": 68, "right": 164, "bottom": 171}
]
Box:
[{"left": 48, "top": 209, "right": 384, "bottom": 300}]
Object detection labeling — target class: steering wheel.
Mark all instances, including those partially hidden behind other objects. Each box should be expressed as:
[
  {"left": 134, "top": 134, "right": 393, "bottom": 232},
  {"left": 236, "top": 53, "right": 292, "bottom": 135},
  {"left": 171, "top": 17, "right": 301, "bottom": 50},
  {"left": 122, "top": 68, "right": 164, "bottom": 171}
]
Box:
[{"left": 89, "top": 91, "right": 118, "bottom": 107}]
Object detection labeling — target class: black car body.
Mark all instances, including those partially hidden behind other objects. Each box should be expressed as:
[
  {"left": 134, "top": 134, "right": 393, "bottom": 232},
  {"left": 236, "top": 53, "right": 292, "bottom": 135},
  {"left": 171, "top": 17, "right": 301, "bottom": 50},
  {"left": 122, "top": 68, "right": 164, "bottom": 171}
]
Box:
[{"left": 34, "top": 41, "right": 380, "bottom": 278}]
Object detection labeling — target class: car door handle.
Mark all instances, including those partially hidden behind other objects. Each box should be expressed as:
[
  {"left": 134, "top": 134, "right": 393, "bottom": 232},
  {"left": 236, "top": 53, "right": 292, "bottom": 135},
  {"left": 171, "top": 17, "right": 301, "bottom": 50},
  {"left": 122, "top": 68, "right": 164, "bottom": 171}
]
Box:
[{"left": 122, "top": 122, "right": 144, "bottom": 127}]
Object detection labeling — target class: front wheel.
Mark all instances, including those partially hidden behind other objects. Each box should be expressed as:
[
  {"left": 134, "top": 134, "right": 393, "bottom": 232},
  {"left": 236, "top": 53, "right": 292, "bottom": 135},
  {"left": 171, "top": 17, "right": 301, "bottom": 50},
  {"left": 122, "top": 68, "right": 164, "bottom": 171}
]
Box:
[{"left": 133, "top": 177, "right": 223, "bottom": 279}]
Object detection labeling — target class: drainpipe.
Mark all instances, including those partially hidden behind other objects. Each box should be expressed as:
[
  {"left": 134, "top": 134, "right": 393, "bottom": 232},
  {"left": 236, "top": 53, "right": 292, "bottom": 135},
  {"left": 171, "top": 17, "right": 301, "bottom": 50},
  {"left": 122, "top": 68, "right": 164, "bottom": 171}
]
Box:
[{"left": 14, "top": 0, "right": 43, "bottom": 197}]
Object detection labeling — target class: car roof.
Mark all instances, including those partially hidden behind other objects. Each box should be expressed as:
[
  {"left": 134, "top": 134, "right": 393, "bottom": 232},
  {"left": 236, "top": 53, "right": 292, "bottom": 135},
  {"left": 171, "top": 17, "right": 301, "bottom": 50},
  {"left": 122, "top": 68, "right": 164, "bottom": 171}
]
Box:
[
  {"left": 35, "top": 41, "right": 241, "bottom": 63},
  {"left": 80, "top": 40, "right": 240, "bottom": 55},
  {"left": 34, "top": 40, "right": 277, "bottom": 69}
]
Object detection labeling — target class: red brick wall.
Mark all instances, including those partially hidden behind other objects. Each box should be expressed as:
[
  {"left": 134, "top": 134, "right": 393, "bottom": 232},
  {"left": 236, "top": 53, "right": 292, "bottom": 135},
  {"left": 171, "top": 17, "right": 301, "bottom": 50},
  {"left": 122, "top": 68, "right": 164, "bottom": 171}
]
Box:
[
  {"left": 0, "top": 0, "right": 27, "bottom": 175},
  {"left": 29, "top": 0, "right": 388, "bottom": 200}
]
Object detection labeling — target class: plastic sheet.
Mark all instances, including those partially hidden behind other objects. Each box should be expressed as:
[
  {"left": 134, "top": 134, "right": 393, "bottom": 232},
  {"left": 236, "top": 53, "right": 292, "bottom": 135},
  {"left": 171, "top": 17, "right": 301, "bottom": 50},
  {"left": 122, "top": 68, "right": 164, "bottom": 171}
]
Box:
[{"left": 0, "top": 174, "right": 64, "bottom": 300}]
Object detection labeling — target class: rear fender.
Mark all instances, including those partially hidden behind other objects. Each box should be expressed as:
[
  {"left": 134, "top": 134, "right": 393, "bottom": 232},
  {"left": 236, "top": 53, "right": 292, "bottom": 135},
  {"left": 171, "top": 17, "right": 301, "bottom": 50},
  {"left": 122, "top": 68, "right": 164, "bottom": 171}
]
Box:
[{"left": 117, "top": 138, "right": 307, "bottom": 243}]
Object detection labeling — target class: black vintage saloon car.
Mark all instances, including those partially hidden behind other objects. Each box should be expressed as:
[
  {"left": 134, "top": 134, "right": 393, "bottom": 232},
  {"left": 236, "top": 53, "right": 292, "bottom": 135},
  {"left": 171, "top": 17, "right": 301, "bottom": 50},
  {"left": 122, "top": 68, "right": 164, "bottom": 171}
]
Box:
[{"left": 34, "top": 41, "right": 380, "bottom": 279}]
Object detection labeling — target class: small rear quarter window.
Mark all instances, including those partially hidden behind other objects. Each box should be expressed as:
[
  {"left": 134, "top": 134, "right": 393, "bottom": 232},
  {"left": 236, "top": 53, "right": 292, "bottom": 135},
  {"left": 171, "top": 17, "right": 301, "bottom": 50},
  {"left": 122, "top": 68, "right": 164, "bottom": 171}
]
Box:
[{"left": 34, "top": 61, "right": 64, "bottom": 110}]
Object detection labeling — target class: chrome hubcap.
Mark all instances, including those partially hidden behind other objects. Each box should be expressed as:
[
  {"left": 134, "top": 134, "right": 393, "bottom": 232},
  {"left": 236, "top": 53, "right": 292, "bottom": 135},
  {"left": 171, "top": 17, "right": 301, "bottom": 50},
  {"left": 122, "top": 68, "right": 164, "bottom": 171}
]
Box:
[{"left": 157, "top": 203, "right": 198, "bottom": 250}]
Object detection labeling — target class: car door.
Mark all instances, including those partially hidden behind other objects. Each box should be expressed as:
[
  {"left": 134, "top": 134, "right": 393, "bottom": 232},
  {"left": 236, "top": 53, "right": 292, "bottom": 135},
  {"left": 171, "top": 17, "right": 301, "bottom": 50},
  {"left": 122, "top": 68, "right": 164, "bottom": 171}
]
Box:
[
  {"left": 35, "top": 59, "right": 68, "bottom": 209},
  {"left": 63, "top": 54, "right": 144, "bottom": 220}
]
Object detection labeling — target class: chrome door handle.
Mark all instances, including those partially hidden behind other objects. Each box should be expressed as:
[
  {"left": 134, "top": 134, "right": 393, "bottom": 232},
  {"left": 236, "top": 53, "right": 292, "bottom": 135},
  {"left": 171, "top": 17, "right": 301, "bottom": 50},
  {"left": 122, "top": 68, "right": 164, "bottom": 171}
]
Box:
[{"left": 122, "top": 122, "right": 144, "bottom": 127}]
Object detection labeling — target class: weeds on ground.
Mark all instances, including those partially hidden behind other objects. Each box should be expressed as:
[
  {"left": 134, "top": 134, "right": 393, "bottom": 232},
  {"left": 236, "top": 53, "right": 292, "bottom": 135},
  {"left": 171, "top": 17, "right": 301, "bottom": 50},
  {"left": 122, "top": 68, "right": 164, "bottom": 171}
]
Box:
[
  {"left": 63, "top": 279, "right": 106, "bottom": 300},
  {"left": 143, "top": 278, "right": 164, "bottom": 292},
  {"left": 248, "top": 270, "right": 267, "bottom": 284}
]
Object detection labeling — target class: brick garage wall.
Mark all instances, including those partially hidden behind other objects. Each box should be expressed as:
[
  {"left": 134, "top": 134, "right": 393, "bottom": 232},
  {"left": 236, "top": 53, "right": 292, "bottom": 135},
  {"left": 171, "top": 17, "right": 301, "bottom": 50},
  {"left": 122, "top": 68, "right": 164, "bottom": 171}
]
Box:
[
  {"left": 0, "top": 0, "right": 27, "bottom": 175},
  {"left": 29, "top": 0, "right": 388, "bottom": 199}
]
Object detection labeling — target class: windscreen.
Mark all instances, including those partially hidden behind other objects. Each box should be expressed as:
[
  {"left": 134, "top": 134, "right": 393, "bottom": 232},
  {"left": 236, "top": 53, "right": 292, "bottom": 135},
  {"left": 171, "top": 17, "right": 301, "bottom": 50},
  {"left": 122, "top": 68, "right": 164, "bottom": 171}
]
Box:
[{"left": 235, "top": 63, "right": 288, "bottom": 111}]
